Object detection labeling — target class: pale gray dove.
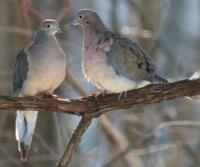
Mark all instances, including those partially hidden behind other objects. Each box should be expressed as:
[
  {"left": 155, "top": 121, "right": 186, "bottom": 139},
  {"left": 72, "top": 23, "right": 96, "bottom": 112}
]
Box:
[
  {"left": 13, "top": 19, "right": 66, "bottom": 160},
  {"left": 71, "top": 9, "right": 167, "bottom": 94}
]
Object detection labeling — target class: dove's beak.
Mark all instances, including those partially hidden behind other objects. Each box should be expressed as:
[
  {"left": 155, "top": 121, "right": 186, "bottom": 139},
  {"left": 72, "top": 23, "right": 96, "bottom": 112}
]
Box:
[
  {"left": 70, "top": 20, "right": 79, "bottom": 27},
  {"left": 56, "top": 28, "right": 63, "bottom": 33}
]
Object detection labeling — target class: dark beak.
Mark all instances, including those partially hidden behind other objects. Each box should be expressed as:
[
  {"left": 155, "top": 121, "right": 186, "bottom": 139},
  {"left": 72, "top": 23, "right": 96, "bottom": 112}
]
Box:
[
  {"left": 70, "top": 20, "right": 79, "bottom": 27},
  {"left": 56, "top": 28, "right": 63, "bottom": 33}
]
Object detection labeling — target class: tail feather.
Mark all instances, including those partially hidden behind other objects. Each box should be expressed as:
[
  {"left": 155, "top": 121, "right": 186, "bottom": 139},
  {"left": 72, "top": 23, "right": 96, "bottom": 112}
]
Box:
[
  {"left": 154, "top": 74, "right": 168, "bottom": 84},
  {"left": 16, "top": 110, "right": 38, "bottom": 160},
  {"left": 18, "top": 142, "right": 29, "bottom": 160}
]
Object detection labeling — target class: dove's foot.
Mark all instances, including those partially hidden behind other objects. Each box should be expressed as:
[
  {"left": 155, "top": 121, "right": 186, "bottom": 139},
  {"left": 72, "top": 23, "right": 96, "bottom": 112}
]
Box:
[
  {"left": 32, "top": 95, "right": 44, "bottom": 101},
  {"left": 43, "top": 93, "right": 59, "bottom": 100},
  {"left": 32, "top": 93, "right": 59, "bottom": 101},
  {"left": 118, "top": 91, "right": 128, "bottom": 101},
  {"left": 93, "top": 90, "right": 108, "bottom": 98}
]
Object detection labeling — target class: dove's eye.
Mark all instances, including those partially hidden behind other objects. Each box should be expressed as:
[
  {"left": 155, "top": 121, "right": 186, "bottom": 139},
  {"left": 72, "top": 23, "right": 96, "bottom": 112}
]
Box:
[
  {"left": 79, "top": 15, "right": 83, "bottom": 19},
  {"left": 47, "top": 24, "right": 51, "bottom": 28}
]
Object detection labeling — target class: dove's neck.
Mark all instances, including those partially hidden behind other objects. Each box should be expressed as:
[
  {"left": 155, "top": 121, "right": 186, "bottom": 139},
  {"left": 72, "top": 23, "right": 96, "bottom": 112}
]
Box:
[
  {"left": 33, "top": 30, "right": 57, "bottom": 45},
  {"left": 83, "top": 26, "right": 108, "bottom": 50}
]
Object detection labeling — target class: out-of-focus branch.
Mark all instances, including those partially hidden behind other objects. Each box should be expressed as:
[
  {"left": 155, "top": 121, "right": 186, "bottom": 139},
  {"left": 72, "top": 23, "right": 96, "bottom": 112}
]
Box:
[
  {"left": 64, "top": 71, "right": 88, "bottom": 96},
  {"left": 8, "top": 0, "right": 43, "bottom": 21},
  {"left": 156, "top": 120, "right": 200, "bottom": 129},
  {"left": 56, "top": 116, "right": 92, "bottom": 167},
  {"left": 98, "top": 116, "right": 128, "bottom": 150},
  {"left": 21, "top": 0, "right": 32, "bottom": 39},
  {"left": 0, "top": 26, "right": 34, "bottom": 36},
  {"left": 56, "top": 1, "right": 70, "bottom": 23},
  {"left": 104, "top": 120, "right": 200, "bottom": 167},
  {"left": 0, "top": 79, "right": 200, "bottom": 115},
  {"left": 103, "top": 141, "right": 181, "bottom": 167}
]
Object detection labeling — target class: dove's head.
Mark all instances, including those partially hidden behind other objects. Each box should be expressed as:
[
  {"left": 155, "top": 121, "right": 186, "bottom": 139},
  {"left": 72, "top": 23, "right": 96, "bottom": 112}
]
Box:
[
  {"left": 71, "top": 9, "right": 106, "bottom": 30},
  {"left": 40, "top": 19, "right": 62, "bottom": 34}
]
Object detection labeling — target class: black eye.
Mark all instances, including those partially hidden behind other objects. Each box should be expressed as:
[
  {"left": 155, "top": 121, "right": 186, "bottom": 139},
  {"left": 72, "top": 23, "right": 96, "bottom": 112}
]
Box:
[
  {"left": 47, "top": 24, "right": 51, "bottom": 28},
  {"left": 79, "top": 15, "right": 83, "bottom": 19}
]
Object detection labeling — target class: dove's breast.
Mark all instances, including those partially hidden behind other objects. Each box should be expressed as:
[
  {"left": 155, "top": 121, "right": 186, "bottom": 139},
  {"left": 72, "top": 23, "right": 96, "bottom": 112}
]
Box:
[
  {"left": 21, "top": 45, "right": 66, "bottom": 96},
  {"left": 82, "top": 48, "right": 136, "bottom": 93}
]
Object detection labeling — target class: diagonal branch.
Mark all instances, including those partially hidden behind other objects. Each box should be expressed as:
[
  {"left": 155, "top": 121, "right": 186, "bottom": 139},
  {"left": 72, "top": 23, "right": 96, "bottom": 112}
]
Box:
[
  {"left": 0, "top": 79, "right": 200, "bottom": 116},
  {"left": 56, "top": 116, "right": 92, "bottom": 167}
]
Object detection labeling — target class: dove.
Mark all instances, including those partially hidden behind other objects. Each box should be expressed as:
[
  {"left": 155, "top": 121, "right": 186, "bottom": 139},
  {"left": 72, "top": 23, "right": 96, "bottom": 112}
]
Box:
[
  {"left": 13, "top": 19, "right": 67, "bottom": 160},
  {"left": 71, "top": 9, "right": 167, "bottom": 94}
]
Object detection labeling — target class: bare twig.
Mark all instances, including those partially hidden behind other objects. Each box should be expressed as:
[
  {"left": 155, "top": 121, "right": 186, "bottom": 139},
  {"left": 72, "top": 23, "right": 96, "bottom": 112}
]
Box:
[
  {"left": 0, "top": 145, "right": 22, "bottom": 166},
  {"left": 0, "top": 112, "right": 9, "bottom": 140},
  {"left": 34, "top": 132, "right": 57, "bottom": 156},
  {"left": 56, "top": 116, "right": 92, "bottom": 167},
  {"left": 182, "top": 143, "right": 200, "bottom": 166},
  {"left": 156, "top": 120, "right": 200, "bottom": 130},
  {"left": 104, "top": 119, "right": 200, "bottom": 167},
  {"left": 0, "top": 26, "right": 34, "bottom": 36},
  {"left": 52, "top": 113, "right": 65, "bottom": 154},
  {"left": 21, "top": 0, "right": 32, "bottom": 39},
  {"left": 98, "top": 115, "right": 128, "bottom": 150},
  {"left": 103, "top": 141, "right": 181, "bottom": 167},
  {"left": 56, "top": 1, "right": 70, "bottom": 23},
  {"left": 0, "top": 155, "right": 57, "bottom": 166},
  {"left": 64, "top": 70, "right": 88, "bottom": 96}
]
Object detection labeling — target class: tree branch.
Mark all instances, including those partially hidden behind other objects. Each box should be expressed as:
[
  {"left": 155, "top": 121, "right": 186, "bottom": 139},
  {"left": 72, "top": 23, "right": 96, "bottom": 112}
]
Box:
[
  {"left": 56, "top": 116, "right": 92, "bottom": 167},
  {"left": 1, "top": 79, "right": 200, "bottom": 116}
]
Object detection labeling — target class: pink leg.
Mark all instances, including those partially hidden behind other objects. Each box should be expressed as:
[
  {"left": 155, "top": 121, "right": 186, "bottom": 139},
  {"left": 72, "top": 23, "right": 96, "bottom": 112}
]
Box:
[
  {"left": 32, "top": 95, "right": 44, "bottom": 101},
  {"left": 118, "top": 91, "right": 128, "bottom": 101},
  {"left": 44, "top": 93, "right": 59, "bottom": 100},
  {"left": 93, "top": 90, "right": 108, "bottom": 98}
]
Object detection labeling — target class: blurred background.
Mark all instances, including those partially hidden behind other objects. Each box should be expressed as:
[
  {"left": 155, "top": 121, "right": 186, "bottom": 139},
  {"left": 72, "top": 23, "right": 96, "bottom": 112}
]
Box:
[{"left": 0, "top": 0, "right": 200, "bottom": 166}]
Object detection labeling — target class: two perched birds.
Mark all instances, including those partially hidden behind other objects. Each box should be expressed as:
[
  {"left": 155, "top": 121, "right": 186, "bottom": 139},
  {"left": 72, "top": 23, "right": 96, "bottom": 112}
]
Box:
[{"left": 13, "top": 9, "right": 167, "bottom": 160}]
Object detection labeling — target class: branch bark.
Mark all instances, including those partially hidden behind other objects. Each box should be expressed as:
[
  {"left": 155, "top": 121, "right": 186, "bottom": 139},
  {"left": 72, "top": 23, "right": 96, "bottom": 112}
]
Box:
[
  {"left": 56, "top": 116, "right": 92, "bottom": 167},
  {"left": 1, "top": 79, "right": 200, "bottom": 116}
]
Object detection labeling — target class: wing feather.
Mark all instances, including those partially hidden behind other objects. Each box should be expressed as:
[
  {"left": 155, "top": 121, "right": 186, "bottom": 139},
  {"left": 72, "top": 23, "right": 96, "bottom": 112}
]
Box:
[
  {"left": 13, "top": 49, "right": 28, "bottom": 94},
  {"left": 105, "top": 33, "right": 156, "bottom": 82}
]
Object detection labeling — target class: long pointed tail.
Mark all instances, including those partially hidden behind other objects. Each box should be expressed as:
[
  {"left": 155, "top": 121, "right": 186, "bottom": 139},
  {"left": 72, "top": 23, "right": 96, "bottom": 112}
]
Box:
[{"left": 15, "top": 110, "right": 38, "bottom": 160}]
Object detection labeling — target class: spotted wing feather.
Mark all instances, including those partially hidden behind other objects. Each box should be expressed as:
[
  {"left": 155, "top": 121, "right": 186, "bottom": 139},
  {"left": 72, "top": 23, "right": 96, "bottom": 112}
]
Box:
[{"left": 104, "top": 33, "right": 155, "bottom": 83}]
